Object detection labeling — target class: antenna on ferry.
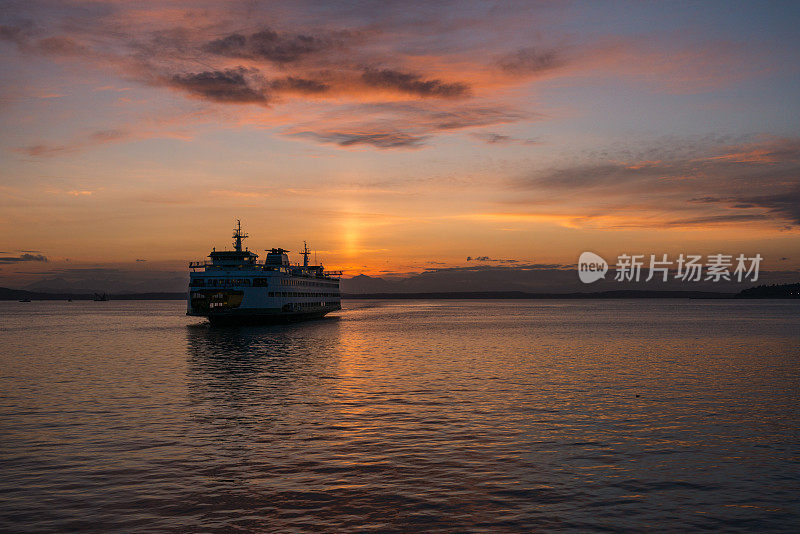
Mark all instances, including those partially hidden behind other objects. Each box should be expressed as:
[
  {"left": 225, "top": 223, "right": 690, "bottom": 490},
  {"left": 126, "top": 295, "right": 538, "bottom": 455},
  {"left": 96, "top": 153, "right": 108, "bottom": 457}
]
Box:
[
  {"left": 232, "top": 219, "right": 248, "bottom": 252},
  {"left": 301, "top": 241, "right": 310, "bottom": 267}
]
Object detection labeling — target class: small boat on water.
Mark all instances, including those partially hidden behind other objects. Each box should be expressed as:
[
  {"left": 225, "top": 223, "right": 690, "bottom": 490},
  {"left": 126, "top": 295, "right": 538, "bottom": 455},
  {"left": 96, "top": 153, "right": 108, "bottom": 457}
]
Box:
[
  {"left": 19, "top": 298, "right": 31, "bottom": 302},
  {"left": 93, "top": 293, "right": 110, "bottom": 301}
]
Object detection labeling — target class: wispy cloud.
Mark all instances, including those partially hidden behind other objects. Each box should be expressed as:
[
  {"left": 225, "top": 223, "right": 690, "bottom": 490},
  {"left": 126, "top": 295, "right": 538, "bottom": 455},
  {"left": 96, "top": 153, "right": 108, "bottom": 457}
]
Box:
[
  {"left": 291, "top": 130, "right": 428, "bottom": 149},
  {"left": 0, "top": 253, "right": 47, "bottom": 264},
  {"left": 17, "top": 129, "right": 131, "bottom": 156},
  {"left": 496, "top": 46, "right": 564, "bottom": 75},
  {"left": 466, "top": 256, "right": 523, "bottom": 263},
  {"left": 286, "top": 102, "right": 529, "bottom": 148},
  {"left": 470, "top": 132, "right": 538, "bottom": 145}
]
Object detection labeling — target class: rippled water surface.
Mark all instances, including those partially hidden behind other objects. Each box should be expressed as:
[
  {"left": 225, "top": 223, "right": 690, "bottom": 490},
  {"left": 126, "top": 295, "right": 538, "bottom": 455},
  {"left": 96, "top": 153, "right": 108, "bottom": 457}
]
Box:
[{"left": 1, "top": 299, "right": 799, "bottom": 532}]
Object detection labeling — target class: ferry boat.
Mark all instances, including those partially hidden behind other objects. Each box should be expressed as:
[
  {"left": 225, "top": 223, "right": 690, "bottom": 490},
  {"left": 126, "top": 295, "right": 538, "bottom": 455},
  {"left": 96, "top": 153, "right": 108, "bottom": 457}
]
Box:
[{"left": 187, "top": 221, "right": 341, "bottom": 324}]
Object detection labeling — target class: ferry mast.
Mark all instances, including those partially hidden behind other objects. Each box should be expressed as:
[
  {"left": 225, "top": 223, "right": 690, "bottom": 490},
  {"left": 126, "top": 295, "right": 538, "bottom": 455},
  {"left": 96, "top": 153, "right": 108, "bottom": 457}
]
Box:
[
  {"left": 232, "top": 219, "right": 248, "bottom": 252},
  {"left": 301, "top": 241, "right": 311, "bottom": 268}
]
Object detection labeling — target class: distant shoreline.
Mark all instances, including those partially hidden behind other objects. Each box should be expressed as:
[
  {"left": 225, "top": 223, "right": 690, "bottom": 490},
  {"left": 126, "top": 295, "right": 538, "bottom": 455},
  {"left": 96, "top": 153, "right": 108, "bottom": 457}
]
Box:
[
  {"left": 2, "top": 283, "right": 798, "bottom": 300},
  {"left": 343, "top": 290, "right": 736, "bottom": 299}
]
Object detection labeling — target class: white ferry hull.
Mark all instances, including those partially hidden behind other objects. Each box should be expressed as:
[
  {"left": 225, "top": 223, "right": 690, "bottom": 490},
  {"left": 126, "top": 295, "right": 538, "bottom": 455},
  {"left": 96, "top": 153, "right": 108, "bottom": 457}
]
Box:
[{"left": 188, "top": 283, "right": 341, "bottom": 322}]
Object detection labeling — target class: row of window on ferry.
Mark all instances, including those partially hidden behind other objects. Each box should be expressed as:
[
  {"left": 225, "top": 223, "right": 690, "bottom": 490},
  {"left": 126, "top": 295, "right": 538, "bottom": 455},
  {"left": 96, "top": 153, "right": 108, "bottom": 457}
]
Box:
[
  {"left": 190, "top": 278, "right": 338, "bottom": 288},
  {"left": 290, "top": 301, "right": 339, "bottom": 308},
  {"left": 190, "top": 278, "right": 264, "bottom": 287},
  {"left": 269, "top": 292, "right": 340, "bottom": 298},
  {"left": 279, "top": 279, "right": 338, "bottom": 288}
]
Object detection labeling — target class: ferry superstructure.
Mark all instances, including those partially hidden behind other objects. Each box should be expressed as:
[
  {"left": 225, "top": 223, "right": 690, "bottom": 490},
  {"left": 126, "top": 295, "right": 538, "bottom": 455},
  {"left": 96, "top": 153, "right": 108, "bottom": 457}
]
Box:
[{"left": 187, "top": 221, "right": 341, "bottom": 323}]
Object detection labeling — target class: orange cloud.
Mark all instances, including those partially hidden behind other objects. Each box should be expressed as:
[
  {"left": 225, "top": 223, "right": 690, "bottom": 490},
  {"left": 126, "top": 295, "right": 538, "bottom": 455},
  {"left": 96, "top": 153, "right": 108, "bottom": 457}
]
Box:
[
  {"left": 504, "top": 138, "right": 800, "bottom": 229},
  {"left": 1, "top": 1, "right": 767, "bottom": 155}
]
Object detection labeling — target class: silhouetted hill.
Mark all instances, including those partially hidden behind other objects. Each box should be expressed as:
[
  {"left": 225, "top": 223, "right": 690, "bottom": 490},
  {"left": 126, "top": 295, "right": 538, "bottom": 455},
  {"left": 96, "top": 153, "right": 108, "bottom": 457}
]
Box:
[
  {"left": 735, "top": 283, "right": 800, "bottom": 298},
  {"left": 0, "top": 287, "right": 186, "bottom": 300},
  {"left": 342, "top": 274, "right": 397, "bottom": 293},
  {"left": 343, "top": 290, "right": 734, "bottom": 299},
  {"left": 340, "top": 267, "right": 800, "bottom": 294},
  {"left": 21, "top": 271, "right": 188, "bottom": 294}
]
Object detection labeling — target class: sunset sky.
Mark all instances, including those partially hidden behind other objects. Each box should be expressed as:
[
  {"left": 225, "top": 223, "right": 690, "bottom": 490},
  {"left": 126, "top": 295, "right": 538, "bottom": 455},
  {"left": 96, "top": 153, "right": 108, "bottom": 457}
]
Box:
[{"left": 1, "top": 0, "right": 799, "bottom": 289}]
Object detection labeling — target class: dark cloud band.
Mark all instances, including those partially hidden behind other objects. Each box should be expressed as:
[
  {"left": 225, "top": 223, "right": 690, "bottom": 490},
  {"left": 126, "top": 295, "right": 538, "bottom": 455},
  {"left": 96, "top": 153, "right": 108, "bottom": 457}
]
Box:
[
  {"left": 361, "top": 68, "right": 470, "bottom": 98},
  {"left": 0, "top": 253, "right": 48, "bottom": 264}
]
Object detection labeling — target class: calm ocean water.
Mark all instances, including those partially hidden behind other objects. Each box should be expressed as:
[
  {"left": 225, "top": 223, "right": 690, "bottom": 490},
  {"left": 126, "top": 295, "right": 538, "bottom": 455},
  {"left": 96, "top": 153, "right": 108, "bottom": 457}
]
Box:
[{"left": 1, "top": 299, "right": 798, "bottom": 532}]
